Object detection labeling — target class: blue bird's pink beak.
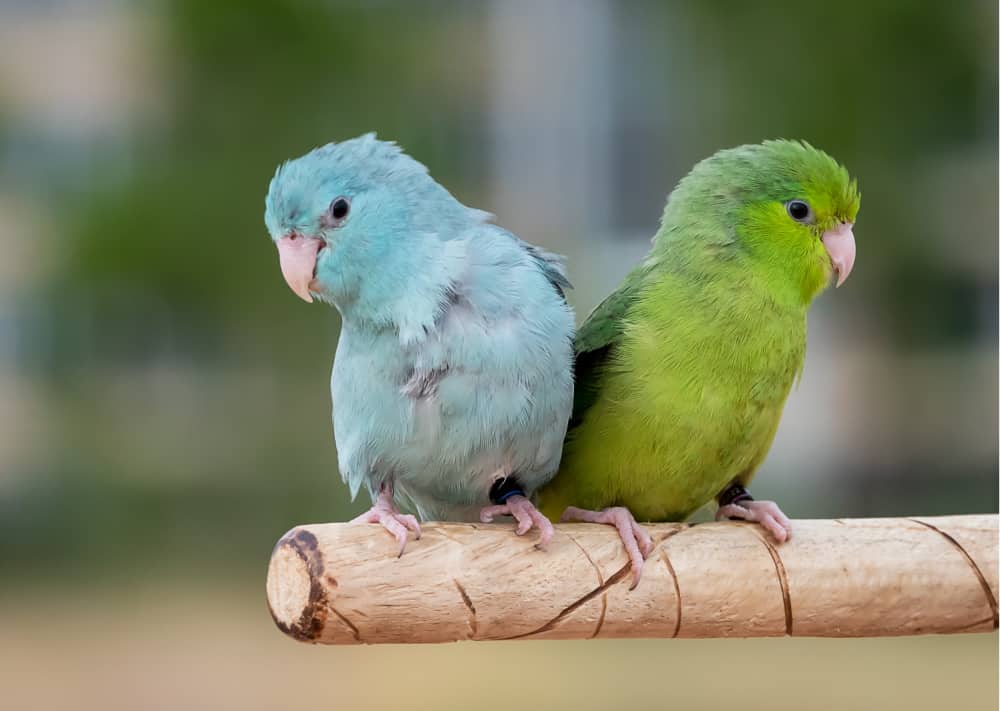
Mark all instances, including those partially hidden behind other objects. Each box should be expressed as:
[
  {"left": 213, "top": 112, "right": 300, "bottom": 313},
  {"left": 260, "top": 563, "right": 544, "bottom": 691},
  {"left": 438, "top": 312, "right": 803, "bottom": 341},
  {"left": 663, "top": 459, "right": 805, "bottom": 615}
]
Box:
[
  {"left": 821, "top": 222, "right": 856, "bottom": 288},
  {"left": 277, "top": 233, "right": 323, "bottom": 302}
]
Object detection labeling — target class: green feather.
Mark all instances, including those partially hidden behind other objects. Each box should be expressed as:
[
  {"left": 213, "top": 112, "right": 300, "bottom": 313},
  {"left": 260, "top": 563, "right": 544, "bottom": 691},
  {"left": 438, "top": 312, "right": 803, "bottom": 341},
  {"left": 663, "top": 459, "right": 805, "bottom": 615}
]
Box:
[
  {"left": 540, "top": 140, "right": 859, "bottom": 521},
  {"left": 569, "top": 264, "right": 647, "bottom": 427}
]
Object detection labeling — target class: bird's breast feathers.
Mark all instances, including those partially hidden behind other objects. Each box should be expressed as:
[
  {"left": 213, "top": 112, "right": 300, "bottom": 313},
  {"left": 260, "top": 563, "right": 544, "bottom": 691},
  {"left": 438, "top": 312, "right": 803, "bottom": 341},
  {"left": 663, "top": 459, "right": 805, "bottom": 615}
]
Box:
[{"left": 331, "top": 271, "right": 574, "bottom": 505}]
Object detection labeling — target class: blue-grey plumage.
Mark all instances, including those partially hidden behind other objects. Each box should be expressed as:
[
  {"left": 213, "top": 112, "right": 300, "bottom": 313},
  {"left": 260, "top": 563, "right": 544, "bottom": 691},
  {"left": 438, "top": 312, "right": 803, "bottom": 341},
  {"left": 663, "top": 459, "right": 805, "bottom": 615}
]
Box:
[{"left": 264, "top": 134, "right": 575, "bottom": 551}]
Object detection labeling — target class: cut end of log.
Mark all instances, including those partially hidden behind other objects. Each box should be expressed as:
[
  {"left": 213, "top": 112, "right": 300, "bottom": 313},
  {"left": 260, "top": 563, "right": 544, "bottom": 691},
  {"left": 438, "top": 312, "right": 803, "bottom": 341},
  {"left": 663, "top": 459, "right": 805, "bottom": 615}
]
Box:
[{"left": 266, "top": 528, "right": 328, "bottom": 642}]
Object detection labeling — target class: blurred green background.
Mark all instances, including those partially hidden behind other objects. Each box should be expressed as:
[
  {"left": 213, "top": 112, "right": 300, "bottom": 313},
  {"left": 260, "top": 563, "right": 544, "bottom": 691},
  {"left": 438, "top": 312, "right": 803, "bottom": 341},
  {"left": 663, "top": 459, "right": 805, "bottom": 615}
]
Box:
[{"left": 1, "top": 1, "right": 996, "bottom": 709}]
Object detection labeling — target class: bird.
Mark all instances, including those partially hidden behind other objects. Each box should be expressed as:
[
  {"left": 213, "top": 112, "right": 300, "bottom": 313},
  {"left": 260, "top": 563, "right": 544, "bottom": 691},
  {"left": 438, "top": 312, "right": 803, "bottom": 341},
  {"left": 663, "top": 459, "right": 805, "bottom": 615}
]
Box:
[
  {"left": 538, "top": 140, "right": 859, "bottom": 585},
  {"left": 264, "top": 134, "right": 575, "bottom": 554}
]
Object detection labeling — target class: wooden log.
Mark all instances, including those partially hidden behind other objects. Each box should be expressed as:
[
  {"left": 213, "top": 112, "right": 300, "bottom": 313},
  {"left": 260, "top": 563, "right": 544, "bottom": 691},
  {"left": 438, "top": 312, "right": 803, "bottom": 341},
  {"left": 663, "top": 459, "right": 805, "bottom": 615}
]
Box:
[{"left": 265, "top": 515, "right": 998, "bottom": 644}]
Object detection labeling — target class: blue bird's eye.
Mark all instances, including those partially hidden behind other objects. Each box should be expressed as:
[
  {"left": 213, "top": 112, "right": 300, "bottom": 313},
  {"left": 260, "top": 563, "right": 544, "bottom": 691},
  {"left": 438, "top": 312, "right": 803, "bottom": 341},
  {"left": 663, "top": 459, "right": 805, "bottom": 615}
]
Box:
[
  {"left": 785, "top": 200, "right": 813, "bottom": 223},
  {"left": 323, "top": 196, "right": 351, "bottom": 228}
]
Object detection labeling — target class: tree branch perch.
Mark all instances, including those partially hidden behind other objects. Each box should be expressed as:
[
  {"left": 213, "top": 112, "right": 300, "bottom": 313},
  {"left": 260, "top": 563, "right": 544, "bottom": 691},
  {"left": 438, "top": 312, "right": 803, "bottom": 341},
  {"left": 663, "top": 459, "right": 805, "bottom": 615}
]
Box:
[{"left": 265, "top": 515, "right": 998, "bottom": 644}]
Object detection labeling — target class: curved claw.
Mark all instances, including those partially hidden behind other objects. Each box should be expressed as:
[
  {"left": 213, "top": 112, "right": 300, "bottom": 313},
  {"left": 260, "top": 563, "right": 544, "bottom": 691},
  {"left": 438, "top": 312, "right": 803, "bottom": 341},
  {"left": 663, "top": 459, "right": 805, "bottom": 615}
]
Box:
[
  {"left": 480, "top": 495, "right": 555, "bottom": 547},
  {"left": 351, "top": 499, "right": 422, "bottom": 557},
  {"left": 561, "top": 506, "right": 652, "bottom": 588},
  {"left": 716, "top": 499, "right": 792, "bottom": 543}
]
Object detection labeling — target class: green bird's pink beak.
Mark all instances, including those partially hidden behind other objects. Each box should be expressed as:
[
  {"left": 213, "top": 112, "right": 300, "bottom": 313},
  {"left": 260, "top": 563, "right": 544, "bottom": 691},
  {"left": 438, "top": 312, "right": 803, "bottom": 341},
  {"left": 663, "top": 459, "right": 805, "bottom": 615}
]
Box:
[
  {"left": 277, "top": 233, "right": 324, "bottom": 302},
  {"left": 822, "top": 222, "right": 856, "bottom": 288}
]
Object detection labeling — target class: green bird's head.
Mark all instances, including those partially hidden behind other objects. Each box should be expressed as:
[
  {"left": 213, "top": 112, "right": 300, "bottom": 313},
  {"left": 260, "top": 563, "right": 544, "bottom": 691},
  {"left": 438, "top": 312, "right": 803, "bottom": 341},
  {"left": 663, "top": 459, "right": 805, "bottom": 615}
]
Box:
[{"left": 659, "top": 140, "right": 860, "bottom": 305}]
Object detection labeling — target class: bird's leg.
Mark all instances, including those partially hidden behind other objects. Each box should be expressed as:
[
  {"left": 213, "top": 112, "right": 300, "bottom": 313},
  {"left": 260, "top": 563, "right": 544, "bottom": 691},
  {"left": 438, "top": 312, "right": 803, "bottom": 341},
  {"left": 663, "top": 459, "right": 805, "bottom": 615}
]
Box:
[
  {"left": 350, "top": 482, "right": 421, "bottom": 557},
  {"left": 479, "top": 475, "right": 555, "bottom": 547},
  {"left": 560, "top": 506, "right": 653, "bottom": 588},
  {"left": 715, "top": 482, "right": 792, "bottom": 543}
]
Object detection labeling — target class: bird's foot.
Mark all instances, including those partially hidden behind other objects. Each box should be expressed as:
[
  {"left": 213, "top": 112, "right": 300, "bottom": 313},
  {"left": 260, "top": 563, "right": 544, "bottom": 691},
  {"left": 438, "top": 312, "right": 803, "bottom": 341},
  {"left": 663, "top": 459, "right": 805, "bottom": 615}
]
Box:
[
  {"left": 480, "top": 495, "right": 555, "bottom": 547},
  {"left": 716, "top": 500, "right": 792, "bottom": 543},
  {"left": 350, "top": 489, "right": 421, "bottom": 557},
  {"left": 560, "top": 506, "right": 653, "bottom": 588}
]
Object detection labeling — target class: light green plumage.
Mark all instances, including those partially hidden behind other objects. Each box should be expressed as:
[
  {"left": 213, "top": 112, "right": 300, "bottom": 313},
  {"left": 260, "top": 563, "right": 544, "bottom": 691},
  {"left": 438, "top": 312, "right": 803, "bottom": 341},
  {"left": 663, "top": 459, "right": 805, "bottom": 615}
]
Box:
[{"left": 539, "top": 140, "right": 860, "bottom": 521}]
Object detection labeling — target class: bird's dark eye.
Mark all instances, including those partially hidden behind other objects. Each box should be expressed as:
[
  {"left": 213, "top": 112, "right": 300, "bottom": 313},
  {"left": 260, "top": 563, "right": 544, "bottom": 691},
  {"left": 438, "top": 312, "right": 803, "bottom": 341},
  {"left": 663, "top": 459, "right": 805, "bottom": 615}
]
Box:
[
  {"left": 323, "top": 196, "right": 351, "bottom": 228},
  {"left": 331, "top": 198, "right": 350, "bottom": 220},
  {"left": 785, "top": 200, "right": 813, "bottom": 223}
]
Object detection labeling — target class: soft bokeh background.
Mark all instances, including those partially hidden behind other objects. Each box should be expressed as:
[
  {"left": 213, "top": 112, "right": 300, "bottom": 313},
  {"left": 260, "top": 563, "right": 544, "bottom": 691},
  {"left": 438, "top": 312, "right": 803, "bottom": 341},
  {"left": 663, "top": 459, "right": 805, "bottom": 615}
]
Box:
[{"left": 1, "top": 1, "right": 997, "bottom": 709}]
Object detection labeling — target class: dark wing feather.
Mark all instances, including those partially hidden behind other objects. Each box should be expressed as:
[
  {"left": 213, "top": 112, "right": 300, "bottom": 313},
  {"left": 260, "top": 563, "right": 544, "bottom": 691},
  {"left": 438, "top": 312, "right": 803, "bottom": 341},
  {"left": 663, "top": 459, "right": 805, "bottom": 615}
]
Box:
[
  {"left": 521, "top": 242, "right": 571, "bottom": 301},
  {"left": 570, "top": 266, "right": 647, "bottom": 428}
]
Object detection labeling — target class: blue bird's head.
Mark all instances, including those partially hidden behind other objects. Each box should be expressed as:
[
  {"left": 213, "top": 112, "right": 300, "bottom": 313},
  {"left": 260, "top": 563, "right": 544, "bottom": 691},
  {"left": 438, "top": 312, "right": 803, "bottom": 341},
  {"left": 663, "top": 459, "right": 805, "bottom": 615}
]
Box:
[{"left": 264, "top": 134, "right": 478, "bottom": 307}]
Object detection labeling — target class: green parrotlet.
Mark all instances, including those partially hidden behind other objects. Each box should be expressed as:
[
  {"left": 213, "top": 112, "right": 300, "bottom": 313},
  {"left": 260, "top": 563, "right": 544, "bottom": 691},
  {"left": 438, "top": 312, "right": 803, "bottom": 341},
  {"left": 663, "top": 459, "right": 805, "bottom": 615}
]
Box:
[{"left": 539, "top": 140, "right": 860, "bottom": 584}]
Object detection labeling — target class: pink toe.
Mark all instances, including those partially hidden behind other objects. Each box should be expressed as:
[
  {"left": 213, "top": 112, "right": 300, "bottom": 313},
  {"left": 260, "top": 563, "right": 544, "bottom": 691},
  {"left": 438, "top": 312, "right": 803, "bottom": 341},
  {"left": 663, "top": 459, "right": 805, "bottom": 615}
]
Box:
[
  {"left": 717, "top": 504, "right": 748, "bottom": 521},
  {"left": 350, "top": 510, "right": 375, "bottom": 524},
  {"left": 536, "top": 518, "right": 555, "bottom": 547},
  {"left": 629, "top": 559, "right": 644, "bottom": 589},
  {"left": 402, "top": 514, "right": 422, "bottom": 537},
  {"left": 634, "top": 527, "right": 654, "bottom": 557},
  {"left": 559, "top": 506, "right": 582, "bottom": 523}
]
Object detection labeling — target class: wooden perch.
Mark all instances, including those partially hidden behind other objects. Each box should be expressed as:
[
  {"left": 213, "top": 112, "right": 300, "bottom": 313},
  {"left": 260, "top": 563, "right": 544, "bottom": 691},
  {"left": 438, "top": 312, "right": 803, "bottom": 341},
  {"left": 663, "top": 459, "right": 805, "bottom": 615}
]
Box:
[{"left": 265, "top": 514, "right": 998, "bottom": 644}]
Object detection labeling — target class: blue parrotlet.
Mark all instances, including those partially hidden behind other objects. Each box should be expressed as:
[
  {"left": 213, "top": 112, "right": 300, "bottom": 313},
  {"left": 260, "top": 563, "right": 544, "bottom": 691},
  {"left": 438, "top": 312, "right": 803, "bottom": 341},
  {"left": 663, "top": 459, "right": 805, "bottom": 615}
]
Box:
[{"left": 264, "top": 134, "right": 575, "bottom": 553}]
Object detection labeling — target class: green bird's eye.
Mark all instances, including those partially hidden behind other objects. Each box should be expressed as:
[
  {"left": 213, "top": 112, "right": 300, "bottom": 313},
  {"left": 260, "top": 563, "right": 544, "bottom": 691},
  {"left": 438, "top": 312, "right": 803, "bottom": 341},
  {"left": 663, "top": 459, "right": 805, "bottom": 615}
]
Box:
[
  {"left": 785, "top": 200, "right": 813, "bottom": 223},
  {"left": 323, "top": 196, "right": 351, "bottom": 228}
]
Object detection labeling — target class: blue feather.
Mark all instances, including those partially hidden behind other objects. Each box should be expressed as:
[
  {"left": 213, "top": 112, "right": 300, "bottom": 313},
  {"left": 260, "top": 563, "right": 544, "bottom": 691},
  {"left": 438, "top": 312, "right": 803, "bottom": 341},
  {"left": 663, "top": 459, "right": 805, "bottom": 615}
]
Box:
[{"left": 264, "top": 135, "right": 575, "bottom": 520}]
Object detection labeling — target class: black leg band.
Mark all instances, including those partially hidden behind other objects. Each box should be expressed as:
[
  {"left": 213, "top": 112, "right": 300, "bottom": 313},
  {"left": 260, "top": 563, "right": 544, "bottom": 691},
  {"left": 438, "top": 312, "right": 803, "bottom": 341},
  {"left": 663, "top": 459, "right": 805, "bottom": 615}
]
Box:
[
  {"left": 718, "top": 482, "right": 754, "bottom": 507},
  {"left": 489, "top": 476, "right": 526, "bottom": 505}
]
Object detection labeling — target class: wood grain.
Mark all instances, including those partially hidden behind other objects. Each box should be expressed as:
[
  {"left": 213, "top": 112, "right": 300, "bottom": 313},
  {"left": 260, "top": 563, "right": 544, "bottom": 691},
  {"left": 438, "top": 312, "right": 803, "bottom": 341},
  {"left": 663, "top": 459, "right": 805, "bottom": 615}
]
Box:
[{"left": 265, "top": 515, "right": 999, "bottom": 644}]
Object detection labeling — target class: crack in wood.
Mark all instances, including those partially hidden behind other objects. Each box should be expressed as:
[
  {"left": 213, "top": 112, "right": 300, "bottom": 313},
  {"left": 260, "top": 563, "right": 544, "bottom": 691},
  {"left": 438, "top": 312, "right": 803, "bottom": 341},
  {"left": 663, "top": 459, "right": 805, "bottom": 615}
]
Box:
[
  {"left": 951, "top": 615, "right": 995, "bottom": 633},
  {"left": 563, "top": 531, "right": 604, "bottom": 586},
  {"left": 503, "top": 526, "right": 691, "bottom": 641},
  {"left": 434, "top": 527, "right": 466, "bottom": 546},
  {"left": 911, "top": 518, "right": 999, "bottom": 629},
  {"left": 563, "top": 531, "right": 606, "bottom": 639},
  {"left": 329, "top": 605, "right": 361, "bottom": 643},
  {"left": 648, "top": 527, "right": 687, "bottom": 638},
  {"left": 591, "top": 594, "right": 608, "bottom": 639},
  {"left": 453, "top": 579, "right": 478, "bottom": 639},
  {"left": 659, "top": 549, "right": 683, "bottom": 638},
  {"left": 647, "top": 525, "right": 689, "bottom": 554},
  {"left": 502, "top": 563, "right": 633, "bottom": 640},
  {"left": 749, "top": 528, "right": 793, "bottom": 635}
]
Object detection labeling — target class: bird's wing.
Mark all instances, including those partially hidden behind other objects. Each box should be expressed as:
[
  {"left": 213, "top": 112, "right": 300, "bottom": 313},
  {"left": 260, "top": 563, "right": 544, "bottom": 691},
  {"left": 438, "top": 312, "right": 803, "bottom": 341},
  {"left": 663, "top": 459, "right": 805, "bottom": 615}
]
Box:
[
  {"left": 570, "top": 266, "right": 647, "bottom": 428},
  {"left": 519, "top": 241, "right": 572, "bottom": 301}
]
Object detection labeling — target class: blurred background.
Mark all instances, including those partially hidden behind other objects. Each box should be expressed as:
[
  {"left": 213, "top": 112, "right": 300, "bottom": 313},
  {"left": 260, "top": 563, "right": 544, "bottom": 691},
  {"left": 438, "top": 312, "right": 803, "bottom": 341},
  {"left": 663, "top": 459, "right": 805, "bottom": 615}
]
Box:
[{"left": 1, "top": 1, "right": 996, "bottom": 709}]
